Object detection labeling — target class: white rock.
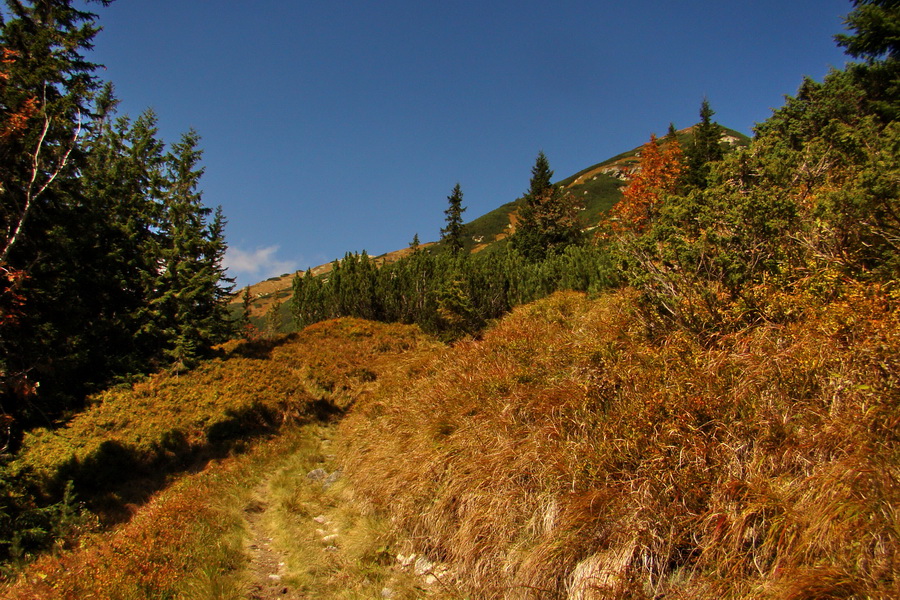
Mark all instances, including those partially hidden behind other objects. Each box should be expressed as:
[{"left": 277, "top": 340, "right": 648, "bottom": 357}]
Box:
[{"left": 414, "top": 556, "right": 434, "bottom": 576}]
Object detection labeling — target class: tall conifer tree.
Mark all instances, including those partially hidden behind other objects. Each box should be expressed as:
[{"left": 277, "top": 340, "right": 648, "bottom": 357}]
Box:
[
  {"left": 0, "top": 0, "right": 113, "bottom": 419},
  {"left": 681, "top": 99, "right": 723, "bottom": 191},
  {"left": 153, "top": 130, "right": 233, "bottom": 370},
  {"left": 512, "top": 151, "right": 583, "bottom": 261},
  {"left": 441, "top": 183, "right": 466, "bottom": 255}
]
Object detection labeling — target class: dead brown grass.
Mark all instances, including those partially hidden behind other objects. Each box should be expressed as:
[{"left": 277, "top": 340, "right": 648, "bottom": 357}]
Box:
[{"left": 338, "top": 288, "right": 900, "bottom": 599}]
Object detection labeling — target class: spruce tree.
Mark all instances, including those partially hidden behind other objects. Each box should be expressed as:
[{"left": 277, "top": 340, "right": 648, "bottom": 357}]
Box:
[
  {"left": 527, "top": 150, "right": 554, "bottom": 198},
  {"left": 292, "top": 268, "right": 328, "bottom": 329},
  {"left": 80, "top": 102, "right": 167, "bottom": 374},
  {"left": 265, "top": 300, "right": 283, "bottom": 337},
  {"left": 240, "top": 286, "right": 253, "bottom": 336},
  {"left": 0, "top": 0, "right": 113, "bottom": 420},
  {"left": 154, "top": 130, "right": 233, "bottom": 370},
  {"left": 512, "top": 151, "right": 583, "bottom": 261},
  {"left": 440, "top": 183, "right": 467, "bottom": 255},
  {"left": 666, "top": 122, "right": 678, "bottom": 141},
  {"left": 681, "top": 99, "right": 724, "bottom": 191},
  {"left": 835, "top": 0, "right": 900, "bottom": 120},
  {"left": 835, "top": 0, "right": 900, "bottom": 62}
]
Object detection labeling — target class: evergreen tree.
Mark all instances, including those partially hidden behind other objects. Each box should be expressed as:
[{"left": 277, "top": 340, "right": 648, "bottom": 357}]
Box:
[
  {"left": 435, "top": 276, "right": 482, "bottom": 339},
  {"left": 836, "top": 0, "right": 900, "bottom": 121},
  {"left": 153, "top": 130, "right": 233, "bottom": 370},
  {"left": 0, "top": 0, "right": 108, "bottom": 263},
  {"left": 205, "top": 206, "right": 235, "bottom": 340},
  {"left": 265, "top": 300, "right": 283, "bottom": 337},
  {"left": 512, "top": 151, "right": 583, "bottom": 261},
  {"left": 440, "top": 183, "right": 466, "bottom": 255},
  {"left": 835, "top": 0, "right": 900, "bottom": 62},
  {"left": 80, "top": 100, "right": 167, "bottom": 374},
  {"left": 680, "top": 99, "right": 724, "bottom": 191},
  {"left": 239, "top": 286, "right": 253, "bottom": 336},
  {"left": 292, "top": 268, "right": 327, "bottom": 329},
  {"left": 0, "top": 0, "right": 113, "bottom": 420},
  {"left": 527, "top": 150, "right": 553, "bottom": 198},
  {"left": 666, "top": 122, "right": 678, "bottom": 140}
]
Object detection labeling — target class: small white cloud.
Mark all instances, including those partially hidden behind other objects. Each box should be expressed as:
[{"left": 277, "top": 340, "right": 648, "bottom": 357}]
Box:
[{"left": 224, "top": 245, "right": 298, "bottom": 283}]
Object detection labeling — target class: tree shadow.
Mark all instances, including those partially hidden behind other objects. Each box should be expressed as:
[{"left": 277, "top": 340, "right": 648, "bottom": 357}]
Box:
[
  {"left": 222, "top": 333, "right": 298, "bottom": 360},
  {"left": 45, "top": 396, "right": 341, "bottom": 526}
]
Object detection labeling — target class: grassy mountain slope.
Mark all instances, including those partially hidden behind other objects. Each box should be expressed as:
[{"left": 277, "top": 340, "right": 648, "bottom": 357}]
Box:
[
  {"left": 2, "top": 318, "right": 441, "bottom": 596},
  {"left": 5, "top": 320, "right": 436, "bottom": 530},
  {"left": 4, "top": 280, "right": 897, "bottom": 597}
]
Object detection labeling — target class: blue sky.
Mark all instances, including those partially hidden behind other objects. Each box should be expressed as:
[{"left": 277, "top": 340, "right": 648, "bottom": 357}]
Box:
[{"left": 83, "top": 0, "right": 853, "bottom": 288}]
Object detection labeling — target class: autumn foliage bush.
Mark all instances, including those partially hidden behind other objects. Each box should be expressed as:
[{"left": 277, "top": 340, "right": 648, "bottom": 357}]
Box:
[
  {"left": 606, "top": 134, "right": 683, "bottom": 234},
  {"left": 338, "top": 289, "right": 900, "bottom": 599}
]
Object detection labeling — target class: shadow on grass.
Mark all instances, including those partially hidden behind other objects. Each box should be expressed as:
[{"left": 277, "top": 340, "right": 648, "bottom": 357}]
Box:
[
  {"left": 221, "top": 333, "right": 298, "bottom": 361},
  {"left": 46, "top": 396, "right": 342, "bottom": 526}
]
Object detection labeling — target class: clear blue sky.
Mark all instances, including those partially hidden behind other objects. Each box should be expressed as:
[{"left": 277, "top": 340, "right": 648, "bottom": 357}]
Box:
[{"left": 83, "top": 0, "right": 853, "bottom": 288}]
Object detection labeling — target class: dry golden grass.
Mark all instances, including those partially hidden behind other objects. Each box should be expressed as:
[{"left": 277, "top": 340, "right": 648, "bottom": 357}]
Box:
[
  {"left": 257, "top": 423, "right": 456, "bottom": 600},
  {"left": 6, "top": 282, "right": 898, "bottom": 599},
  {"left": 338, "top": 288, "right": 900, "bottom": 599},
  {"left": 3, "top": 433, "right": 260, "bottom": 600},
  {"left": 3, "top": 313, "right": 444, "bottom": 598}
]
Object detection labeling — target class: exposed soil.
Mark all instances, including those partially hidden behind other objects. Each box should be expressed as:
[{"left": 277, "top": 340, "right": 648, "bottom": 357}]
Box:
[{"left": 244, "top": 488, "right": 304, "bottom": 600}]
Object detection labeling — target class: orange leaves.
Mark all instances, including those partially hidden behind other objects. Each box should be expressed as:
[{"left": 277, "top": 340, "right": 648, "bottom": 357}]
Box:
[
  {"left": 0, "top": 263, "right": 27, "bottom": 327},
  {"left": 0, "top": 47, "right": 17, "bottom": 77},
  {"left": 0, "top": 47, "right": 38, "bottom": 140},
  {"left": 1, "top": 96, "right": 38, "bottom": 139},
  {"left": 607, "top": 134, "right": 684, "bottom": 233}
]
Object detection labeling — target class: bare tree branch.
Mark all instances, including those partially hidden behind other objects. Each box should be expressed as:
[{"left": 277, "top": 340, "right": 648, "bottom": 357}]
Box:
[{"left": 0, "top": 107, "right": 81, "bottom": 263}]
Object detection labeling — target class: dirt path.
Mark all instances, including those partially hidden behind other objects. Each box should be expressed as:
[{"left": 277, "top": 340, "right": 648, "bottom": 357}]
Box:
[
  {"left": 244, "top": 487, "right": 304, "bottom": 600},
  {"left": 238, "top": 424, "right": 454, "bottom": 600}
]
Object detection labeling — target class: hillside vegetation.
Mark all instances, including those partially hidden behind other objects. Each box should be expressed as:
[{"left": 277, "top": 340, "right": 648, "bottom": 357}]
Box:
[
  {"left": 236, "top": 126, "right": 750, "bottom": 323},
  {"left": 335, "top": 4, "right": 900, "bottom": 597},
  {"left": 340, "top": 287, "right": 899, "bottom": 598},
  {"left": 1, "top": 319, "right": 436, "bottom": 569},
  {"left": 5, "top": 282, "right": 897, "bottom": 597}
]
